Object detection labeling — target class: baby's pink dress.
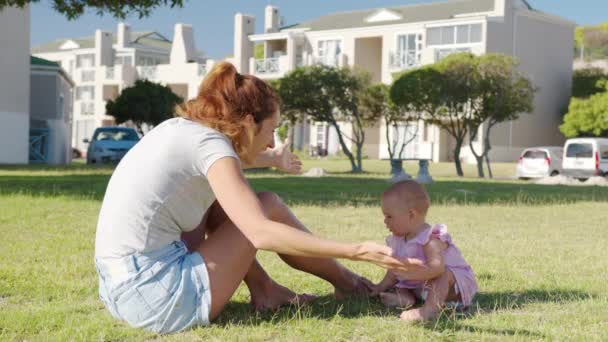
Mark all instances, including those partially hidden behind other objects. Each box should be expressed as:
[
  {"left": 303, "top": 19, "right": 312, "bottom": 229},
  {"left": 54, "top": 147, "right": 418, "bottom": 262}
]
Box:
[{"left": 386, "top": 224, "right": 478, "bottom": 306}]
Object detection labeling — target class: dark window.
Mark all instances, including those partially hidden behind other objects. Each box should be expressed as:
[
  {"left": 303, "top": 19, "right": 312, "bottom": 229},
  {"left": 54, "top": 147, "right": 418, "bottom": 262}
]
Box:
[
  {"left": 566, "top": 143, "right": 593, "bottom": 158},
  {"left": 523, "top": 150, "right": 547, "bottom": 159}
]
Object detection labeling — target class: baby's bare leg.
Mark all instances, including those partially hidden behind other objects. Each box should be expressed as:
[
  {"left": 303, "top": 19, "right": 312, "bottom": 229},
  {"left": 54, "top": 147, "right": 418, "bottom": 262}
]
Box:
[
  {"left": 380, "top": 288, "right": 416, "bottom": 309},
  {"left": 400, "top": 270, "right": 459, "bottom": 321}
]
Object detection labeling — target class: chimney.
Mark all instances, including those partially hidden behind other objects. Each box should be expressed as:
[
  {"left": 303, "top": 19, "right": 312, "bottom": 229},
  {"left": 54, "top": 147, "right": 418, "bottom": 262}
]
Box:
[
  {"left": 95, "top": 29, "right": 112, "bottom": 66},
  {"left": 264, "top": 5, "right": 280, "bottom": 33},
  {"left": 117, "top": 23, "right": 131, "bottom": 48},
  {"left": 170, "top": 23, "right": 196, "bottom": 64},
  {"left": 234, "top": 13, "right": 255, "bottom": 73}
]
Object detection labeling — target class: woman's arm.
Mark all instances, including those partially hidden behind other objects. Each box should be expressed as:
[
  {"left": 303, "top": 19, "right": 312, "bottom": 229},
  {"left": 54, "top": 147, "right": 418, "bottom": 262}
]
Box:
[
  {"left": 392, "top": 240, "right": 447, "bottom": 281},
  {"left": 241, "top": 135, "right": 302, "bottom": 174},
  {"left": 207, "top": 157, "right": 409, "bottom": 269}
]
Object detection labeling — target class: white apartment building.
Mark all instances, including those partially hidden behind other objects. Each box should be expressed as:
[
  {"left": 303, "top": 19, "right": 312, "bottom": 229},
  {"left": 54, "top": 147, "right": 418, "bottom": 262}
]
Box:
[
  {"left": 33, "top": 23, "right": 216, "bottom": 153},
  {"left": 0, "top": 5, "right": 30, "bottom": 164},
  {"left": 234, "top": 0, "right": 575, "bottom": 163}
]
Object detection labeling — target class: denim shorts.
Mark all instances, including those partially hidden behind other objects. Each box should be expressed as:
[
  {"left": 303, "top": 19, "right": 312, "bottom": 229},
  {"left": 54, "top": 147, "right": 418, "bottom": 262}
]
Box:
[{"left": 95, "top": 241, "right": 212, "bottom": 334}]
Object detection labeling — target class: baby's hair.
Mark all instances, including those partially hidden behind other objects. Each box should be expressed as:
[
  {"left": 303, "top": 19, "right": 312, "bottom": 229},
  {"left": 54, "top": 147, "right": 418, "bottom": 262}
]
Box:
[{"left": 383, "top": 180, "right": 430, "bottom": 216}]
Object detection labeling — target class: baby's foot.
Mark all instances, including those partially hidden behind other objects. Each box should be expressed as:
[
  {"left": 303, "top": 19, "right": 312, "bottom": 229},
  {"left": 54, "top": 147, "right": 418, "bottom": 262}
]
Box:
[
  {"left": 380, "top": 292, "right": 415, "bottom": 308},
  {"left": 399, "top": 307, "right": 437, "bottom": 321}
]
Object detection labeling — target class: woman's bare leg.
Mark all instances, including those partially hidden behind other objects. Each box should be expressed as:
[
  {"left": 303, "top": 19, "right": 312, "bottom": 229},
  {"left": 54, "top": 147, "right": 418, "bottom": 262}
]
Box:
[
  {"left": 400, "top": 271, "right": 459, "bottom": 321},
  {"left": 257, "top": 192, "right": 373, "bottom": 299},
  {"left": 195, "top": 219, "right": 258, "bottom": 321}
]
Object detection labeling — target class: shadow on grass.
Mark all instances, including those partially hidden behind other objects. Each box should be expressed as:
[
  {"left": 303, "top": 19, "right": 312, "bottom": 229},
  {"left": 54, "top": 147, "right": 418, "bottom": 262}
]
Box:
[
  {"left": 1, "top": 173, "right": 607, "bottom": 205},
  {"left": 423, "top": 288, "right": 592, "bottom": 338},
  {"left": 213, "top": 288, "right": 590, "bottom": 338}
]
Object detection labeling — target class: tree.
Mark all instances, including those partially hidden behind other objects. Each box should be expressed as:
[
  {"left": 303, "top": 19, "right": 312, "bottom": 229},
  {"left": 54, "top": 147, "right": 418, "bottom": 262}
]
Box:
[
  {"left": 360, "top": 84, "right": 420, "bottom": 176},
  {"left": 572, "top": 68, "right": 608, "bottom": 99},
  {"left": 1, "top": 0, "right": 185, "bottom": 19},
  {"left": 470, "top": 54, "right": 535, "bottom": 178},
  {"left": 106, "top": 79, "right": 182, "bottom": 135},
  {"left": 560, "top": 88, "right": 608, "bottom": 138},
  {"left": 275, "top": 65, "right": 378, "bottom": 172},
  {"left": 429, "top": 53, "right": 481, "bottom": 177}
]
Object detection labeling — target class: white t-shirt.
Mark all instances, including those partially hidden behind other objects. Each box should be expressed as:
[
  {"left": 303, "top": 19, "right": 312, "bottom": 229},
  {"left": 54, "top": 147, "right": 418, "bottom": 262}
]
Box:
[{"left": 94, "top": 117, "right": 239, "bottom": 260}]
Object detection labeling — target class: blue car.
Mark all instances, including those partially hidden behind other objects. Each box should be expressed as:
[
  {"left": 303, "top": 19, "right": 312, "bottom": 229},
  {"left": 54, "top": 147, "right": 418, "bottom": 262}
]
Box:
[{"left": 85, "top": 127, "right": 140, "bottom": 164}]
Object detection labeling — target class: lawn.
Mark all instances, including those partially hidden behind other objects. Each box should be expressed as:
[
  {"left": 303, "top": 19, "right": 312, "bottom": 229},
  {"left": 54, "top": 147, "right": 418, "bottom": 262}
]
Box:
[{"left": 0, "top": 160, "right": 607, "bottom": 341}]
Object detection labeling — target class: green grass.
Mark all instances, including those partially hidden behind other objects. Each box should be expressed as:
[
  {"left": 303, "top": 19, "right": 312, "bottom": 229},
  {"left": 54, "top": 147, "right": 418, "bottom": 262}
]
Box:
[{"left": 1, "top": 160, "right": 607, "bottom": 341}]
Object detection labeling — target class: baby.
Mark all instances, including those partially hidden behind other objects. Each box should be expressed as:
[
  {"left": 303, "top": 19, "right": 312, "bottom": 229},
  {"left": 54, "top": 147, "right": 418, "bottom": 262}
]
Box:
[{"left": 372, "top": 180, "right": 477, "bottom": 321}]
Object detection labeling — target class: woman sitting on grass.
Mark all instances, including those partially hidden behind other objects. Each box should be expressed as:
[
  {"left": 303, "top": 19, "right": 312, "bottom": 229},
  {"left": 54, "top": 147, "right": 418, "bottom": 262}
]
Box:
[{"left": 94, "top": 62, "right": 419, "bottom": 334}]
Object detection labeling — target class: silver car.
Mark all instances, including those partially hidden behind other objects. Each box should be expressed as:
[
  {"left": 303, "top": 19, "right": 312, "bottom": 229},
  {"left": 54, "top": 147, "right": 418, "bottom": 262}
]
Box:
[
  {"left": 516, "top": 147, "right": 563, "bottom": 179},
  {"left": 85, "top": 127, "right": 140, "bottom": 164}
]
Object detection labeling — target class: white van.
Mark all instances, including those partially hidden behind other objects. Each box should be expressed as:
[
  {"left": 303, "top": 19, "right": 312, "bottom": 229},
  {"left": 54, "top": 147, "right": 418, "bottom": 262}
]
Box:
[{"left": 562, "top": 138, "right": 608, "bottom": 179}]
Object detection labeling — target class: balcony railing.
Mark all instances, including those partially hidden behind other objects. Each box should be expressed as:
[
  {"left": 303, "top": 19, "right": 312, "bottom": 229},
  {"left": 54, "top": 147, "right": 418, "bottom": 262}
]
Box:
[
  {"left": 139, "top": 66, "right": 157, "bottom": 80},
  {"left": 255, "top": 58, "right": 280, "bottom": 74},
  {"left": 389, "top": 51, "right": 420, "bottom": 70},
  {"left": 105, "top": 67, "right": 115, "bottom": 80},
  {"left": 314, "top": 55, "right": 339, "bottom": 67},
  {"left": 80, "top": 102, "right": 95, "bottom": 115},
  {"left": 81, "top": 69, "right": 95, "bottom": 82},
  {"left": 435, "top": 47, "right": 471, "bottom": 62}
]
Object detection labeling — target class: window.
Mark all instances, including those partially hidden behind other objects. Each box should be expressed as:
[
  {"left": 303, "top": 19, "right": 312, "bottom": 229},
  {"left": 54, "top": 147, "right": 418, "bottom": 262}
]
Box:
[
  {"left": 566, "top": 143, "right": 593, "bottom": 158},
  {"left": 600, "top": 145, "right": 608, "bottom": 160},
  {"left": 76, "top": 54, "right": 95, "bottom": 68},
  {"left": 435, "top": 47, "right": 471, "bottom": 61},
  {"left": 394, "top": 33, "right": 422, "bottom": 68},
  {"left": 427, "top": 23, "right": 483, "bottom": 46},
  {"left": 523, "top": 150, "right": 548, "bottom": 159},
  {"left": 93, "top": 129, "right": 139, "bottom": 142},
  {"left": 317, "top": 40, "right": 342, "bottom": 66},
  {"left": 75, "top": 86, "right": 95, "bottom": 101}
]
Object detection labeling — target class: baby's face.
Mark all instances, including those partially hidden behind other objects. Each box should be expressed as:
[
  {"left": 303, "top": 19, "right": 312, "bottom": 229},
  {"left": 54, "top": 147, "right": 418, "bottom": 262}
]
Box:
[{"left": 381, "top": 194, "right": 413, "bottom": 237}]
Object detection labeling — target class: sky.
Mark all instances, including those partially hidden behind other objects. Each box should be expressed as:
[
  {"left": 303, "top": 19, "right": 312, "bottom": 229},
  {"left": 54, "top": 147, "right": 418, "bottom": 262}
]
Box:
[{"left": 30, "top": 0, "right": 608, "bottom": 59}]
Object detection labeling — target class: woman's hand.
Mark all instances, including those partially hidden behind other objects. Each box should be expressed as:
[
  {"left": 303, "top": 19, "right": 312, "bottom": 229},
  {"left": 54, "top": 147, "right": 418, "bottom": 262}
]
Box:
[
  {"left": 353, "top": 242, "right": 425, "bottom": 272},
  {"left": 272, "top": 131, "right": 302, "bottom": 174}
]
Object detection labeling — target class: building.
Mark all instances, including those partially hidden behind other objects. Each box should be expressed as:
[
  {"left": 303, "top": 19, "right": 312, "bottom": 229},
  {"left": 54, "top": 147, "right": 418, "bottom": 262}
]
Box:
[
  {"left": 234, "top": 0, "right": 575, "bottom": 163},
  {"left": 30, "top": 56, "right": 75, "bottom": 165},
  {"left": 33, "top": 23, "right": 216, "bottom": 153},
  {"left": 0, "top": 5, "right": 30, "bottom": 164}
]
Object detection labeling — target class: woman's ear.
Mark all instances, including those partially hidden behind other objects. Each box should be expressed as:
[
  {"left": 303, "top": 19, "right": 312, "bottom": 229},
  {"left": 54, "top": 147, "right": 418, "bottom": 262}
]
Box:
[{"left": 244, "top": 114, "right": 255, "bottom": 129}]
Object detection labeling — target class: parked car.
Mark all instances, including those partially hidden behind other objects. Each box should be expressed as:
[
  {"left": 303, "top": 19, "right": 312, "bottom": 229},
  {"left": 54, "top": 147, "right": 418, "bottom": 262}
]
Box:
[
  {"left": 516, "top": 146, "right": 563, "bottom": 179},
  {"left": 562, "top": 138, "right": 608, "bottom": 180},
  {"left": 85, "top": 127, "right": 140, "bottom": 164}
]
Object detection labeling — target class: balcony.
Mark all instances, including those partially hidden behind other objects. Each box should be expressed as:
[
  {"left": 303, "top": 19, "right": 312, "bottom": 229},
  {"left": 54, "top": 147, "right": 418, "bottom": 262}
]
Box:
[
  {"left": 105, "top": 67, "right": 115, "bottom": 80},
  {"left": 138, "top": 66, "right": 157, "bottom": 80},
  {"left": 389, "top": 51, "right": 421, "bottom": 70},
  {"left": 79, "top": 101, "right": 95, "bottom": 116},
  {"left": 255, "top": 58, "right": 280, "bottom": 74},
  {"left": 80, "top": 69, "right": 95, "bottom": 82},
  {"left": 250, "top": 56, "right": 291, "bottom": 79}
]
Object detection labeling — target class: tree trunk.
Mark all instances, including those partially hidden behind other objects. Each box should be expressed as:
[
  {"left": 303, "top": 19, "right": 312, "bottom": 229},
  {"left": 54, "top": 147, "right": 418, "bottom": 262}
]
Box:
[
  {"left": 330, "top": 121, "right": 358, "bottom": 172},
  {"left": 453, "top": 139, "right": 464, "bottom": 177},
  {"left": 484, "top": 123, "right": 495, "bottom": 179},
  {"left": 390, "top": 159, "right": 404, "bottom": 176},
  {"left": 468, "top": 132, "right": 485, "bottom": 178},
  {"left": 355, "top": 143, "right": 363, "bottom": 173}
]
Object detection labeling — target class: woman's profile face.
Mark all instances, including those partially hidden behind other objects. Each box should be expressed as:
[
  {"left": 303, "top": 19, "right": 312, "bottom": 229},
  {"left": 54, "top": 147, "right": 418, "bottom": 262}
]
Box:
[{"left": 250, "top": 110, "right": 280, "bottom": 157}]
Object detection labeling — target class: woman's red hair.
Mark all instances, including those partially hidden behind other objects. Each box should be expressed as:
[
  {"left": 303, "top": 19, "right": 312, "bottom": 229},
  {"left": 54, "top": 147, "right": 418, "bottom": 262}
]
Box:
[{"left": 176, "top": 62, "right": 278, "bottom": 161}]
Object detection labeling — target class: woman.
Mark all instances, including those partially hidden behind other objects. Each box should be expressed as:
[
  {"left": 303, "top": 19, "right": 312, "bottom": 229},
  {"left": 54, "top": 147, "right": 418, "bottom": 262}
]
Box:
[{"left": 94, "top": 62, "right": 415, "bottom": 334}]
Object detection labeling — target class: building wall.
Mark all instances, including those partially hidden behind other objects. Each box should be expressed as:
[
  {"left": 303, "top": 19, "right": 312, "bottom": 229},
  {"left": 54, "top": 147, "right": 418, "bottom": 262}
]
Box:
[
  {"left": 0, "top": 5, "right": 30, "bottom": 164},
  {"left": 30, "top": 70, "right": 73, "bottom": 165},
  {"left": 488, "top": 9, "right": 574, "bottom": 162}
]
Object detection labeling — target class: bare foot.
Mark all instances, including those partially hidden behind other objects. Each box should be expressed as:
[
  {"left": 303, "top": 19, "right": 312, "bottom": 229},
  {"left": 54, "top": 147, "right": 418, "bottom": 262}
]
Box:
[
  {"left": 250, "top": 280, "right": 316, "bottom": 312},
  {"left": 380, "top": 292, "right": 415, "bottom": 308},
  {"left": 400, "top": 307, "right": 437, "bottom": 322},
  {"left": 334, "top": 273, "right": 374, "bottom": 300}
]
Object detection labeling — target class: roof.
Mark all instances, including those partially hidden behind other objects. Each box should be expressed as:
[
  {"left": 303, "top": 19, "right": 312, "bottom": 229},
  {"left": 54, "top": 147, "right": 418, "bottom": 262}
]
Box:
[
  {"left": 31, "top": 31, "right": 171, "bottom": 53},
  {"left": 30, "top": 56, "right": 75, "bottom": 86},
  {"left": 284, "top": 0, "right": 499, "bottom": 31},
  {"left": 30, "top": 56, "right": 59, "bottom": 67}
]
